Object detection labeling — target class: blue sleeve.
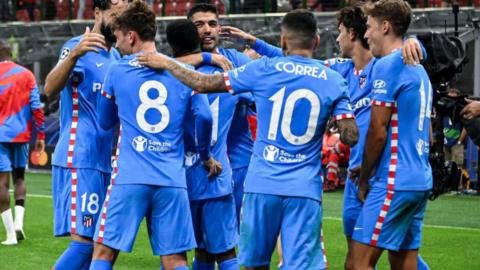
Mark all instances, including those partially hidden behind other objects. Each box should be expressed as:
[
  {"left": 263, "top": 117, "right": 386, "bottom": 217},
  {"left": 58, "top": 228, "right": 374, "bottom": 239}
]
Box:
[
  {"left": 252, "top": 38, "right": 283, "bottom": 58},
  {"left": 237, "top": 92, "right": 254, "bottom": 105},
  {"left": 225, "top": 58, "right": 265, "bottom": 95},
  {"left": 323, "top": 58, "right": 352, "bottom": 76},
  {"left": 332, "top": 77, "right": 355, "bottom": 120},
  {"left": 191, "top": 93, "right": 213, "bottom": 161},
  {"left": 29, "top": 84, "right": 42, "bottom": 110},
  {"left": 233, "top": 50, "right": 252, "bottom": 66},
  {"left": 97, "top": 67, "right": 118, "bottom": 130},
  {"left": 370, "top": 56, "right": 402, "bottom": 106}
]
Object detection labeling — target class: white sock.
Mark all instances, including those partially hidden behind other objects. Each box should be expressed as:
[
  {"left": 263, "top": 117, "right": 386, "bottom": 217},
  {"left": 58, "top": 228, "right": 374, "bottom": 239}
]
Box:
[
  {"left": 1, "top": 209, "right": 16, "bottom": 240},
  {"left": 14, "top": 205, "right": 24, "bottom": 231}
]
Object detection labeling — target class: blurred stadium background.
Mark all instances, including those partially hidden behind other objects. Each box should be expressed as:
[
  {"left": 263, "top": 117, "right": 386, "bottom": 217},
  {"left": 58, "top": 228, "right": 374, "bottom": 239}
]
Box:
[{"left": 1, "top": 0, "right": 480, "bottom": 269}]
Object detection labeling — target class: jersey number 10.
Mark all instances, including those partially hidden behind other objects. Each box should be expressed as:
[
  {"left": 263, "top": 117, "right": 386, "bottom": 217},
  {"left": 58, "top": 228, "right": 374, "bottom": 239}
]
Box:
[{"left": 268, "top": 87, "right": 320, "bottom": 145}]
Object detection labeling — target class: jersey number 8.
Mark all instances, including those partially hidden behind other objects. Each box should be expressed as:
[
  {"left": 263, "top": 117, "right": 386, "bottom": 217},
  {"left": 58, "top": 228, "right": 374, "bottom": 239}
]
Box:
[{"left": 136, "top": 80, "right": 170, "bottom": 134}]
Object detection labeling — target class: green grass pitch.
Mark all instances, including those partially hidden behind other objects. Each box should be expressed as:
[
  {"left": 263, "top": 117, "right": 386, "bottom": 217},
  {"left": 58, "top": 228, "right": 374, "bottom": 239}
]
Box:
[{"left": 1, "top": 173, "right": 480, "bottom": 269}]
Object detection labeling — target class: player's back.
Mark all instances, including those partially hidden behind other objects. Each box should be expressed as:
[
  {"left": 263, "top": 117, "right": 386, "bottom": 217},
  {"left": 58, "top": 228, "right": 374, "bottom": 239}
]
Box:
[
  {"left": 229, "top": 55, "right": 353, "bottom": 200},
  {"left": 370, "top": 50, "right": 432, "bottom": 191},
  {"left": 107, "top": 54, "right": 192, "bottom": 187},
  {"left": 0, "top": 61, "right": 41, "bottom": 142}
]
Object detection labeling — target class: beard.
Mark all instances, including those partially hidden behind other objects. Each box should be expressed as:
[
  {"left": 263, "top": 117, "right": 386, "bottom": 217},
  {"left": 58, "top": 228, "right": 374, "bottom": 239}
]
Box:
[{"left": 101, "top": 22, "right": 116, "bottom": 44}]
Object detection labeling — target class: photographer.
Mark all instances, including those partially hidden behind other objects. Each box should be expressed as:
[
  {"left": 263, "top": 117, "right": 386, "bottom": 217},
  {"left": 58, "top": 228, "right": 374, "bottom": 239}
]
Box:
[{"left": 444, "top": 88, "right": 467, "bottom": 170}]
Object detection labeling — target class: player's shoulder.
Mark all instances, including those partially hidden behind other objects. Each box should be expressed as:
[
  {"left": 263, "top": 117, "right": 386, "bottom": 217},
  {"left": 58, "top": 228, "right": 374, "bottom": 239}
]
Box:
[
  {"left": 375, "top": 50, "right": 403, "bottom": 71},
  {"left": 59, "top": 35, "right": 82, "bottom": 59},
  {"left": 218, "top": 47, "right": 251, "bottom": 66},
  {"left": 323, "top": 57, "right": 352, "bottom": 68},
  {"left": 197, "top": 63, "right": 222, "bottom": 75}
]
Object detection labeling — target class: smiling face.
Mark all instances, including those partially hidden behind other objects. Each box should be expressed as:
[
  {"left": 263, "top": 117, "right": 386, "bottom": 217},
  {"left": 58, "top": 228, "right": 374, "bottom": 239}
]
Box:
[
  {"left": 190, "top": 11, "right": 220, "bottom": 52},
  {"left": 364, "top": 16, "right": 385, "bottom": 58}
]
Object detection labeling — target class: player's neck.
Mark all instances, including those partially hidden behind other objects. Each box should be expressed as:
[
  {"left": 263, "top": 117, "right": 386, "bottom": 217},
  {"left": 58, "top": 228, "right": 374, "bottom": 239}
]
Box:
[
  {"left": 134, "top": 41, "right": 157, "bottom": 55},
  {"left": 351, "top": 45, "right": 372, "bottom": 71},
  {"left": 380, "top": 36, "right": 403, "bottom": 57},
  {"left": 286, "top": 49, "right": 313, "bottom": 58}
]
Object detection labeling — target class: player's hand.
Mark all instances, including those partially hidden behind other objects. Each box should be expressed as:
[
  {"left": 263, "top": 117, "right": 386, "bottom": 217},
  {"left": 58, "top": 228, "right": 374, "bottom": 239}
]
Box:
[
  {"left": 357, "top": 182, "right": 370, "bottom": 203},
  {"left": 137, "top": 52, "right": 168, "bottom": 70},
  {"left": 35, "top": 139, "right": 45, "bottom": 153},
  {"left": 461, "top": 98, "right": 480, "bottom": 120},
  {"left": 221, "top": 26, "right": 257, "bottom": 45},
  {"left": 402, "top": 38, "right": 423, "bottom": 65},
  {"left": 71, "top": 27, "right": 108, "bottom": 58},
  {"left": 243, "top": 48, "right": 261, "bottom": 60},
  {"left": 348, "top": 166, "right": 361, "bottom": 183},
  {"left": 202, "top": 157, "right": 223, "bottom": 179},
  {"left": 211, "top": 54, "right": 234, "bottom": 71}
]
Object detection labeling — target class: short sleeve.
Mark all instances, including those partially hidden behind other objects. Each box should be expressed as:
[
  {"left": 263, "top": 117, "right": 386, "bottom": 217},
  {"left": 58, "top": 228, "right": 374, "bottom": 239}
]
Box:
[
  {"left": 370, "top": 56, "right": 402, "bottom": 107},
  {"left": 323, "top": 58, "right": 352, "bottom": 77},
  {"left": 224, "top": 58, "right": 265, "bottom": 95},
  {"left": 332, "top": 79, "right": 355, "bottom": 121},
  {"left": 101, "top": 65, "right": 116, "bottom": 100}
]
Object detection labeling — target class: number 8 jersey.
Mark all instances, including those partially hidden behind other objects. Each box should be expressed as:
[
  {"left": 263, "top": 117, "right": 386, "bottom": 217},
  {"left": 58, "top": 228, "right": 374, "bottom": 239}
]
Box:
[
  {"left": 100, "top": 54, "right": 193, "bottom": 187},
  {"left": 224, "top": 55, "right": 354, "bottom": 201}
]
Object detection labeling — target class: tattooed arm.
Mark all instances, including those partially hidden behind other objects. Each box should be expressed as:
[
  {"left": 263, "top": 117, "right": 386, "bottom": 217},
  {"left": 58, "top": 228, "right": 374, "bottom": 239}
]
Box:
[
  {"left": 335, "top": 118, "right": 359, "bottom": 147},
  {"left": 137, "top": 52, "right": 227, "bottom": 93}
]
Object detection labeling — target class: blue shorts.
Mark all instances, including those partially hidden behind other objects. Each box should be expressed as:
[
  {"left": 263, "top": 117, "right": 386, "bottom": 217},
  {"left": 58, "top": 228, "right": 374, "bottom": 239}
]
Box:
[
  {"left": 0, "top": 143, "right": 28, "bottom": 172},
  {"left": 352, "top": 187, "right": 429, "bottom": 251},
  {"left": 232, "top": 167, "right": 248, "bottom": 223},
  {"left": 190, "top": 194, "right": 238, "bottom": 254},
  {"left": 343, "top": 177, "right": 362, "bottom": 237},
  {"left": 239, "top": 193, "right": 327, "bottom": 270},
  {"left": 94, "top": 184, "right": 196, "bottom": 255},
  {"left": 52, "top": 166, "right": 110, "bottom": 238}
]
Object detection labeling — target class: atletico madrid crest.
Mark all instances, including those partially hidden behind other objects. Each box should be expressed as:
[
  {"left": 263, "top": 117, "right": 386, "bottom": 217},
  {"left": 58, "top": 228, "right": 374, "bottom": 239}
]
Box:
[
  {"left": 359, "top": 75, "right": 367, "bottom": 89},
  {"left": 83, "top": 215, "right": 93, "bottom": 228}
]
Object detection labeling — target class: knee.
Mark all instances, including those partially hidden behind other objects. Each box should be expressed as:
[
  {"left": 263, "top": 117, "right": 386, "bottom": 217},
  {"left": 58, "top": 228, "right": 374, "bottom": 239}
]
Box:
[
  {"left": 195, "top": 248, "right": 215, "bottom": 262},
  {"left": 215, "top": 248, "right": 236, "bottom": 262},
  {"left": 92, "top": 243, "right": 116, "bottom": 261}
]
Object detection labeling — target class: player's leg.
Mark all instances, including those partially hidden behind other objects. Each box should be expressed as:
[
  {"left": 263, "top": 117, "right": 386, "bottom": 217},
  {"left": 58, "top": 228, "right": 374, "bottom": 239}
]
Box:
[
  {"left": 91, "top": 184, "right": 152, "bottom": 269},
  {"left": 389, "top": 191, "right": 430, "bottom": 270},
  {"left": 189, "top": 199, "right": 216, "bottom": 270},
  {"left": 0, "top": 143, "right": 16, "bottom": 245},
  {"left": 417, "top": 255, "right": 430, "bottom": 270},
  {"left": 232, "top": 167, "right": 248, "bottom": 226},
  {"left": 280, "top": 196, "right": 326, "bottom": 270},
  {"left": 342, "top": 177, "right": 363, "bottom": 270},
  {"left": 54, "top": 168, "right": 110, "bottom": 270},
  {"left": 200, "top": 194, "right": 239, "bottom": 270},
  {"left": 149, "top": 186, "right": 196, "bottom": 270},
  {"left": 12, "top": 142, "right": 29, "bottom": 240},
  {"left": 239, "top": 193, "right": 282, "bottom": 270}
]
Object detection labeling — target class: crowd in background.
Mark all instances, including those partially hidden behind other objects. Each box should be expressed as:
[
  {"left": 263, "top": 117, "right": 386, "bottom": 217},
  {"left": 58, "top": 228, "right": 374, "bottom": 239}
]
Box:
[{"left": 1, "top": 0, "right": 479, "bottom": 22}]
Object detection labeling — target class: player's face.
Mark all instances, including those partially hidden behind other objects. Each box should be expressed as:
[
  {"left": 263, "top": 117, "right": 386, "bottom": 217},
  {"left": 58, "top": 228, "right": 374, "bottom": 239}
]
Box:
[
  {"left": 114, "top": 29, "right": 132, "bottom": 55},
  {"left": 191, "top": 12, "right": 220, "bottom": 52},
  {"left": 336, "top": 23, "right": 353, "bottom": 58},
  {"left": 98, "top": 0, "right": 129, "bottom": 43},
  {"left": 364, "top": 16, "right": 383, "bottom": 57}
]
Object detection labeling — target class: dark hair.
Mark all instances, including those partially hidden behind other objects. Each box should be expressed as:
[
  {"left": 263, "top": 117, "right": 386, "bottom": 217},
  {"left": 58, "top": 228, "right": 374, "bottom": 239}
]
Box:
[
  {"left": 93, "top": 0, "right": 111, "bottom": 10},
  {"left": 336, "top": 3, "right": 368, "bottom": 49},
  {"left": 363, "top": 0, "right": 412, "bottom": 37},
  {"left": 112, "top": 0, "right": 156, "bottom": 42},
  {"left": 166, "top": 19, "right": 201, "bottom": 57},
  {"left": 0, "top": 39, "right": 11, "bottom": 60},
  {"left": 281, "top": 9, "right": 318, "bottom": 50},
  {"left": 187, "top": 3, "right": 218, "bottom": 19}
]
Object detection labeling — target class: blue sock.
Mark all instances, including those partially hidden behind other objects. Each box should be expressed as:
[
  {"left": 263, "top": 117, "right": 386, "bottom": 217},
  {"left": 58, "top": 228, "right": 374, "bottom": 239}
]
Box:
[
  {"left": 89, "top": 260, "right": 113, "bottom": 270},
  {"left": 218, "top": 258, "right": 239, "bottom": 270},
  {"left": 54, "top": 240, "right": 93, "bottom": 270},
  {"left": 81, "top": 261, "right": 91, "bottom": 270},
  {"left": 418, "top": 255, "right": 430, "bottom": 270},
  {"left": 174, "top": 266, "right": 189, "bottom": 270},
  {"left": 192, "top": 259, "right": 215, "bottom": 270}
]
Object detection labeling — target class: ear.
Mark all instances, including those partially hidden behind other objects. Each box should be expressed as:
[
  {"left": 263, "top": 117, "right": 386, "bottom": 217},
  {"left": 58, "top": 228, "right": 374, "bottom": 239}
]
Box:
[
  {"left": 381, "top": 20, "right": 390, "bottom": 35},
  {"left": 313, "top": 34, "right": 320, "bottom": 50},
  {"left": 128, "top": 31, "right": 136, "bottom": 46},
  {"left": 348, "top": 28, "right": 356, "bottom": 41},
  {"left": 280, "top": 35, "right": 287, "bottom": 54},
  {"left": 94, "top": 7, "right": 102, "bottom": 24}
]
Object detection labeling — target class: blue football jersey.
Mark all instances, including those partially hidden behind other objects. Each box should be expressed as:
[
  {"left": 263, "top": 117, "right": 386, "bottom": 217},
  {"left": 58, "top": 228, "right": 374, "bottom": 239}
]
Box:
[
  {"left": 186, "top": 64, "right": 252, "bottom": 200},
  {"left": 225, "top": 55, "right": 354, "bottom": 201},
  {"left": 217, "top": 48, "right": 255, "bottom": 169},
  {"left": 52, "top": 36, "right": 120, "bottom": 173},
  {"left": 99, "top": 54, "right": 193, "bottom": 187},
  {"left": 370, "top": 50, "right": 433, "bottom": 191},
  {"left": 325, "top": 57, "right": 378, "bottom": 169}
]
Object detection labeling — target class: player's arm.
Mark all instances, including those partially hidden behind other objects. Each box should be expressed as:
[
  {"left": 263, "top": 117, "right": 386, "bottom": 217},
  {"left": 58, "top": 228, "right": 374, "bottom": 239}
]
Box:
[
  {"left": 402, "top": 37, "right": 427, "bottom": 65},
  {"left": 176, "top": 52, "right": 234, "bottom": 71},
  {"left": 222, "top": 26, "right": 283, "bottom": 57},
  {"left": 335, "top": 118, "right": 359, "bottom": 147},
  {"left": 29, "top": 76, "right": 46, "bottom": 153},
  {"left": 137, "top": 53, "right": 227, "bottom": 93},
  {"left": 44, "top": 27, "right": 107, "bottom": 97},
  {"left": 97, "top": 95, "right": 118, "bottom": 130}
]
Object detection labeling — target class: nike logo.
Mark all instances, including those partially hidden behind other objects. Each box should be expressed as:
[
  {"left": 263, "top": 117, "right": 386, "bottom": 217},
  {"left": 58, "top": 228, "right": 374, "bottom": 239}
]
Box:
[
  {"left": 354, "top": 227, "right": 363, "bottom": 231},
  {"left": 96, "top": 63, "right": 104, "bottom": 68}
]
